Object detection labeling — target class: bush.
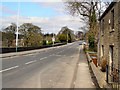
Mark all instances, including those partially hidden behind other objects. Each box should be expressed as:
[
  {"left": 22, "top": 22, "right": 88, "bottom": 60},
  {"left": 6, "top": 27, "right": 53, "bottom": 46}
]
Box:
[
  {"left": 58, "top": 34, "right": 67, "bottom": 42},
  {"left": 55, "top": 40, "right": 60, "bottom": 43},
  {"left": 88, "top": 33, "right": 97, "bottom": 52},
  {"left": 42, "top": 40, "right": 46, "bottom": 45},
  {"left": 47, "top": 41, "right": 53, "bottom": 45},
  {"left": 68, "top": 32, "right": 72, "bottom": 43},
  {"left": 100, "top": 57, "right": 107, "bottom": 72}
]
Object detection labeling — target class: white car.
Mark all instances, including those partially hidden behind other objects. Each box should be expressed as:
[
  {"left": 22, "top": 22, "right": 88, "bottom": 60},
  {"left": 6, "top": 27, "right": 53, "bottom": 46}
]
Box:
[{"left": 83, "top": 42, "right": 86, "bottom": 45}]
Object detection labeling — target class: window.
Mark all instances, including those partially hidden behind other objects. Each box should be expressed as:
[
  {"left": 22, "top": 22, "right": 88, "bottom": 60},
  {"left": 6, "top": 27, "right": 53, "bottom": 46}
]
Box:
[
  {"left": 101, "top": 45, "right": 104, "bottom": 57},
  {"left": 111, "top": 9, "right": 114, "bottom": 29},
  {"left": 109, "top": 45, "right": 114, "bottom": 73}
]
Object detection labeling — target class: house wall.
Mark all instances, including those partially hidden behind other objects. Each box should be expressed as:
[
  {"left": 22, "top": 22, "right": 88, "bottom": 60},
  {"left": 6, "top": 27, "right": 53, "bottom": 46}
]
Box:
[
  {"left": 118, "top": 2, "right": 120, "bottom": 69},
  {"left": 100, "top": 2, "right": 119, "bottom": 68}
]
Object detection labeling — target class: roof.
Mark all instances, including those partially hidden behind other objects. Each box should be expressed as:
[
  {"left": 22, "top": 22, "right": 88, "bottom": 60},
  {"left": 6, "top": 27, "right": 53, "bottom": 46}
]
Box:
[{"left": 99, "top": 2, "right": 117, "bottom": 21}]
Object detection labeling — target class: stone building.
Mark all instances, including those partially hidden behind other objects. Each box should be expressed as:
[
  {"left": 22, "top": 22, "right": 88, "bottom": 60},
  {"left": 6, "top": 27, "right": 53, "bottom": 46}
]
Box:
[
  {"left": 99, "top": 2, "right": 120, "bottom": 72},
  {"left": 75, "top": 31, "right": 83, "bottom": 40}
]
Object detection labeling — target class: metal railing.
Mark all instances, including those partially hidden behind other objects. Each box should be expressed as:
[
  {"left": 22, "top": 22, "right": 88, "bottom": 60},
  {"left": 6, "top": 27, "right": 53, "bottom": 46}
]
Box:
[{"left": 106, "top": 64, "right": 120, "bottom": 90}]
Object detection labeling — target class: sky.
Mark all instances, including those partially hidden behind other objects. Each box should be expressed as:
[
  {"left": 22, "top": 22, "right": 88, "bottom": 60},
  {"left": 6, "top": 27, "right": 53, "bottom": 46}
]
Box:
[
  {"left": 1, "top": 0, "right": 113, "bottom": 34},
  {"left": 1, "top": 1, "right": 84, "bottom": 34}
]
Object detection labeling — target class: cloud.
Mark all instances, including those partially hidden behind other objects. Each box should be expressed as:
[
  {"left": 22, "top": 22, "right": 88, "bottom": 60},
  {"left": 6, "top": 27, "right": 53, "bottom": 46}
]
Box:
[
  {"left": 38, "top": 2, "right": 66, "bottom": 16},
  {"left": 1, "top": 15, "right": 84, "bottom": 34},
  {"left": 1, "top": 0, "right": 114, "bottom": 2},
  {"left": 1, "top": 2, "right": 85, "bottom": 33},
  {"left": 0, "top": 5, "right": 17, "bottom": 15},
  {"left": 2, "top": 0, "right": 63, "bottom": 2}
]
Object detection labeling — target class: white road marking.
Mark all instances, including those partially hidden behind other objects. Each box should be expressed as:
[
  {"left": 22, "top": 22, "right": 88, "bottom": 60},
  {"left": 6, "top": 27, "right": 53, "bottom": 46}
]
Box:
[
  {"left": 25, "top": 60, "right": 37, "bottom": 65},
  {"left": 49, "top": 55, "right": 53, "bottom": 56},
  {"left": 0, "top": 66, "right": 19, "bottom": 73},
  {"left": 70, "top": 56, "right": 74, "bottom": 58},
  {"left": 49, "top": 54, "right": 55, "bottom": 56},
  {"left": 40, "top": 57, "right": 47, "bottom": 60}
]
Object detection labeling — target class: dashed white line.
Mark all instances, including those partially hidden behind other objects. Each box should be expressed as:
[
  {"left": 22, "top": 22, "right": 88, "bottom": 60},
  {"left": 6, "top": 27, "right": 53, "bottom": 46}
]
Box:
[
  {"left": 0, "top": 66, "right": 19, "bottom": 73},
  {"left": 49, "top": 54, "right": 55, "bottom": 56},
  {"left": 49, "top": 55, "right": 53, "bottom": 56},
  {"left": 25, "top": 60, "right": 37, "bottom": 65},
  {"left": 40, "top": 57, "right": 47, "bottom": 60}
]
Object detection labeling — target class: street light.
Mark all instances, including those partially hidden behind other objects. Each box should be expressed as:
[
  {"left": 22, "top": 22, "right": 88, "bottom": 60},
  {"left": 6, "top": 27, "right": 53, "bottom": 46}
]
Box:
[
  {"left": 52, "top": 23, "right": 55, "bottom": 46},
  {"left": 16, "top": 0, "right": 20, "bottom": 52},
  {"left": 52, "top": 33, "right": 54, "bottom": 46}
]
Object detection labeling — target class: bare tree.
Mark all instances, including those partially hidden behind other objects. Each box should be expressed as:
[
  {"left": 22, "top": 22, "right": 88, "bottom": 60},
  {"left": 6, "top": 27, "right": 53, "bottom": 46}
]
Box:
[
  {"left": 65, "top": 1, "right": 98, "bottom": 28},
  {"left": 64, "top": 0, "right": 111, "bottom": 43},
  {"left": 3, "top": 23, "right": 17, "bottom": 47}
]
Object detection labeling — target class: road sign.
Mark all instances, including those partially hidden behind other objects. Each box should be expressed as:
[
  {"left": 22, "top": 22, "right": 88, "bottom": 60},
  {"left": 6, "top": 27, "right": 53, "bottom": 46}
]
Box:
[{"left": 52, "top": 38, "right": 55, "bottom": 42}]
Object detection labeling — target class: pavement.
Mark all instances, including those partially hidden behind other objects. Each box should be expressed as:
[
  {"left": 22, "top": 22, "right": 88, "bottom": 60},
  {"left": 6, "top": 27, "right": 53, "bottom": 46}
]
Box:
[
  {"left": 73, "top": 45, "right": 96, "bottom": 88},
  {"left": 1, "top": 41, "right": 96, "bottom": 88}
]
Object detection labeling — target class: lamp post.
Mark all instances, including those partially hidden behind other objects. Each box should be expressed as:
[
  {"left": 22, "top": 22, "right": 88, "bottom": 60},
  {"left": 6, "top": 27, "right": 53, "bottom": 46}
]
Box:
[
  {"left": 52, "top": 33, "right": 54, "bottom": 46},
  {"left": 52, "top": 23, "right": 55, "bottom": 46},
  {"left": 16, "top": 0, "right": 20, "bottom": 52}
]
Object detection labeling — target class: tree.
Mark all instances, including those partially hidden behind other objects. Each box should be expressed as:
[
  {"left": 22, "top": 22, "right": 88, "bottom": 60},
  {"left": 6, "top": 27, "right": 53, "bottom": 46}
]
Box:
[
  {"left": 64, "top": 0, "right": 111, "bottom": 51},
  {"left": 42, "top": 40, "right": 46, "bottom": 45},
  {"left": 88, "top": 31, "right": 97, "bottom": 52},
  {"left": 68, "top": 32, "right": 72, "bottom": 43},
  {"left": 58, "top": 26, "right": 75, "bottom": 42},
  {"left": 19, "top": 23, "right": 42, "bottom": 35},
  {"left": 19, "top": 23, "right": 43, "bottom": 47},
  {"left": 65, "top": 1, "right": 98, "bottom": 29},
  {"left": 3, "top": 23, "right": 17, "bottom": 47},
  {"left": 58, "top": 34, "right": 67, "bottom": 42}
]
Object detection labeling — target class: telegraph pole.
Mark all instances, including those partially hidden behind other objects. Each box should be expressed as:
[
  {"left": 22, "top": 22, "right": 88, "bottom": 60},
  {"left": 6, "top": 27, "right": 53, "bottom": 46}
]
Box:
[{"left": 16, "top": 0, "right": 20, "bottom": 52}]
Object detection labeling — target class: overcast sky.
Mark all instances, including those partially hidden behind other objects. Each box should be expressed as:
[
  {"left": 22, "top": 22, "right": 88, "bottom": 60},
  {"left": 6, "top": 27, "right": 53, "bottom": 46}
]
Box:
[{"left": 1, "top": 1, "right": 85, "bottom": 34}]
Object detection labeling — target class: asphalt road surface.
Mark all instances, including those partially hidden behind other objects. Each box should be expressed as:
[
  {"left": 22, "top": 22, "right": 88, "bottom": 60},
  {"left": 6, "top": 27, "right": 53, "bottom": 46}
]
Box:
[{"left": 2, "top": 42, "right": 81, "bottom": 88}]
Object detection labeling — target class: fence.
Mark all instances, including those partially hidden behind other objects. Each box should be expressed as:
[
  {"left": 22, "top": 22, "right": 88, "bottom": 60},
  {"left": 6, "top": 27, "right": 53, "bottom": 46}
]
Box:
[
  {"left": 0, "top": 43, "right": 66, "bottom": 54},
  {"left": 106, "top": 64, "right": 120, "bottom": 90}
]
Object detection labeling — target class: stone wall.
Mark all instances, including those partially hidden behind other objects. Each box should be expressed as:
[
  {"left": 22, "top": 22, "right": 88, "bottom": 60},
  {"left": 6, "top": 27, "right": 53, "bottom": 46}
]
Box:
[
  {"left": 100, "top": 2, "right": 119, "bottom": 68},
  {"left": 86, "top": 52, "right": 111, "bottom": 88},
  {"left": 118, "top": 2, "right": 120, "bottom": 69}
]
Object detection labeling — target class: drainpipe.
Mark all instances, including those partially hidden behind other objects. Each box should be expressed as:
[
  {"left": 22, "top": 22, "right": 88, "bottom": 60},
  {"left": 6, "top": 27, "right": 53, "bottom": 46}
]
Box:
[
  {"left": 98, "top": 20, "right": 101, "bottom": 66},
  {"left": 98, "top": 0, "right": 101, "bottom": 66}
]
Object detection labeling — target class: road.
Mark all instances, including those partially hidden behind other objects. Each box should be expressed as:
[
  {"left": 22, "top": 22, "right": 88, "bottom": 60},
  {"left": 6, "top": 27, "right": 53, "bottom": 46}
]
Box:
[{"left": 2, "top": 42, "right": 81, "bottom": 88}]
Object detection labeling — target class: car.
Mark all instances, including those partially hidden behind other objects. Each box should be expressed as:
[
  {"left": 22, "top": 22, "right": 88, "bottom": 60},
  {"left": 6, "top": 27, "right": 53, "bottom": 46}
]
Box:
[
  {"left": 83, "top": 42, "right": 86, "bottom": 45},
  {"left": 79, "top": 41, "right": 83, "bottom": 45}
]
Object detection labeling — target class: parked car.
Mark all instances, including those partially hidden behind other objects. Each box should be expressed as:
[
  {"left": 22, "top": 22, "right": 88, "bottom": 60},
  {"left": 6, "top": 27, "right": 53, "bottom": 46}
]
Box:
[
  {"left": 83, "top": 42, "right": 86, "bottom": 45},
  {"left": 79, "top": 41, "right": 83, "bottom": 45}
]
